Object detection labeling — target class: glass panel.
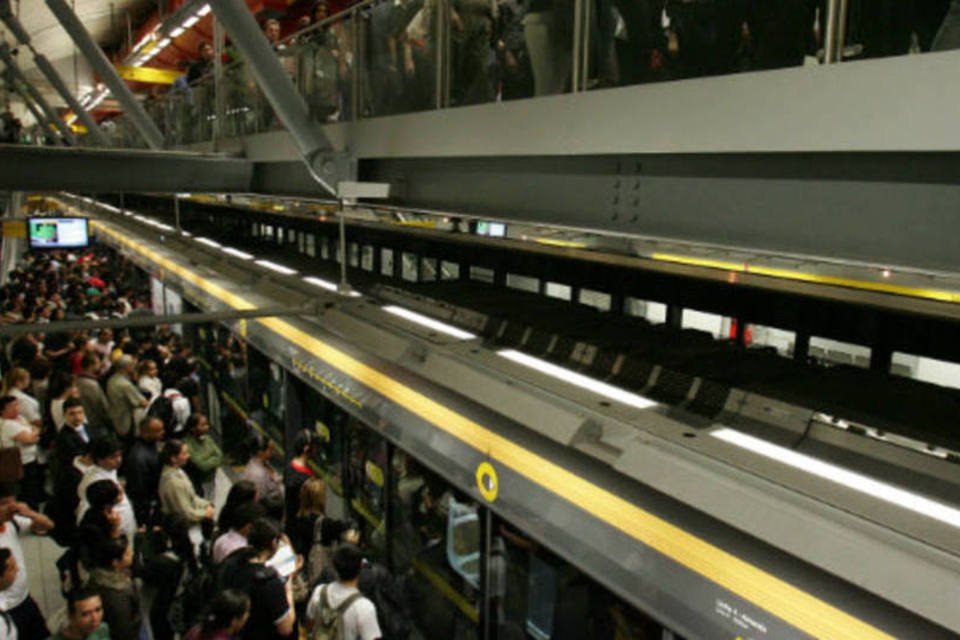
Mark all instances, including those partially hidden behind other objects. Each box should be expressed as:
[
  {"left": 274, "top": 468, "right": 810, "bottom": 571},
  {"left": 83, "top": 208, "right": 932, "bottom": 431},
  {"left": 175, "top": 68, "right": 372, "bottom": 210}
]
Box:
[
  {"left": 390, "top": 456, "right": 480, "bottom": 639},
  {"left": 809, "top": 336, "right": 871, "bottom": 368},
  {"left": 402, "top": 251, "right": 420, "bottom": 281},
  {"left": 299, "top": 8, "right": 356, "bottom": 123},
  {"left": 506, "top": 273, "right": 538, "bottom": 292},
  {"left": 544, "top": 281, "right": 570, "bottom": 300},
  {"left": 470, "top": 265, "right": 494, "bottom": 283},
  {"left": 345, "top": 418, "right": 387, "bottom": 537},
  {"left": 495, "top": 0, "right": 574, "bottom": 100},
  {"left": 381, "top": 247, "right": 395, "bottom": 276},
  {"left": 363, "top": 0, "right": 439, "bottom": 115},
  {"left": 361, "top": 245, "right": 375, "bottom": 271},
  {"left": 441, "top": 260, "right": 460, "bottom": 280}
]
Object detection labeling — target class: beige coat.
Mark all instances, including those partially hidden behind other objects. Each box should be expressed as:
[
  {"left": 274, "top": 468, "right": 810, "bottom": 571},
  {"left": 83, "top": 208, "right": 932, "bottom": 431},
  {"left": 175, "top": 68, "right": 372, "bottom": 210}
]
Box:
[{"left": 158, "top": 465, "right": 210, "bottom": 524}]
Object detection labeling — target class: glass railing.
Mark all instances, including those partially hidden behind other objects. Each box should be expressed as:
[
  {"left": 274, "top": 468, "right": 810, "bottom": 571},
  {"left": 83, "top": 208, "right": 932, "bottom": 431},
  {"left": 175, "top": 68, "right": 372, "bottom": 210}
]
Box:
[{"left": 106, "top": 0, "right": 960, "bottom": 149}]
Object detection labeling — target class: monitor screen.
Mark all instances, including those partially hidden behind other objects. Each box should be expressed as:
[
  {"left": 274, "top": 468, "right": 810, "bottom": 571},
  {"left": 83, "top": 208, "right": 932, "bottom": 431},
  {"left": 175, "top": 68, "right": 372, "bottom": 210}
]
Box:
[
  {"left": 475, "top": 221, "right": 506, "bottom": 238},
  {"left": 28, "top": 217, "right": 90, "bottom": 249}
]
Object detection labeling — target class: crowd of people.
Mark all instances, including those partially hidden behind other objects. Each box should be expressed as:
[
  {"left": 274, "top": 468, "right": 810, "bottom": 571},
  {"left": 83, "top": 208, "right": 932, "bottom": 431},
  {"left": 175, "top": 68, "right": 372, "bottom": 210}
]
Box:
[
  {"left": 0, "top": 246, "right": 390, "bottom": 639},
  {"left": 138, "top": 0, "right": 960, "bottom": 142}
]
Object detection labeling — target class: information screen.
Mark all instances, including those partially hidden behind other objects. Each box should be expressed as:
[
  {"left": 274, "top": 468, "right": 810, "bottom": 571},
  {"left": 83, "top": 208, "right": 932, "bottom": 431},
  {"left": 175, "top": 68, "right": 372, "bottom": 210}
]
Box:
[{"left": 27, "top": 217, "right": 90, "bottom": 249}]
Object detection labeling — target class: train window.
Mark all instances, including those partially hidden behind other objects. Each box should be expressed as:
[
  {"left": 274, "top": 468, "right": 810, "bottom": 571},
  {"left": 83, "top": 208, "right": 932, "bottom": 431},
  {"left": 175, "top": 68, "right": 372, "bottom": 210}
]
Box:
[
  {"left": 345, "top": 418, "right": 387, "bottom": 534},
  {"left": 361, "top": 245, "right": 374, "bottom": 271},
  {"left": 624, "top": 298, "right": 666, "bottom": 324},
  {"left": 441, "top": 261, "right": 460, "bottom": 280},
  {"left": 349, "top": 242, "right": 361, "bottom": 267},
  {"left": 320, "top": 236, "right": 330, "bottom": 260},
  {"left": 251, "top": 222, "right": 258, "bottom": 237},
  {"left": 681, "top": 309, "right": 728, "bottom": 339},
  {"left": 507, "top": 273, "right": 539, "bottom": 293},
  {"left": 421, "top": 257, "right": 438, "bottom": 280},
  {"left": 297, "top": 231, "right": 305, "bottom": 253},
  {"left": 246, "top": 346, "right": 285, "bottom": 444},
  {"left": 747, "top": 324, "right": 796, "bottom": 357},
  {"left": 470, "top": 266, "right": 495, "bottom": 284},
  {"left": 381, "top": 248, "right": 394, "bottom": 276},
  {"left": 305, "top": 233, "right": 316, "bottom": 257},
  {"left": 402, "top": 252, "right": 419, "bottom": 282},
  {"left": 809, "top": 337, "right": 871, "bottom": 369},
  {"left": 892, "top": 352, "right": 960, "bottom": 389},
  {"left": 579, "top": 288, "right": 611, "bottom": 311},
  {"left": 545, "top": 282, "right": 571, "bottom": 301},
  {"left": 264, "top": 224, "right": 274, "bottom": 239},
  {"left": 390, "top": 457, "right": 480, "bottom": 639}
]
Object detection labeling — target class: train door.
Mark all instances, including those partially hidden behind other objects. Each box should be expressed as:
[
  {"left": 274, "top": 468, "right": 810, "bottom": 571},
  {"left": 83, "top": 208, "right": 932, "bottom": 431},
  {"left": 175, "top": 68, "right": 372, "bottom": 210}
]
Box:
[{"left": 490, "top": 517, "right": 672, "bottom": 640}]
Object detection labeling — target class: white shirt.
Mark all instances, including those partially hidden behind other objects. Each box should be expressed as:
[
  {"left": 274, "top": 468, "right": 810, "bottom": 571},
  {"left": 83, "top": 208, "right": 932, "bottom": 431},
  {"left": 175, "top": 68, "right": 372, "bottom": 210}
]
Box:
[
  {"left": 137, "top": 376, "right": 162, "bottom": 401},
  {"left": 0, "top": 515, "right": 32, "bottom": 611},
  {"left": 0, "top": 611, "right": 17, "bottom": 640},
  {"left": 0, "top": 418, "right": 36, "bottom": 464},
  {"left": 164, "top": 389, "right": 191, "bottom": 433},
  {"left": 8, "top": 390, "right": 39, "bottom": 426},
  {"left": 76, "top": 466, "right": 137, "bottom": 541},
  {"left": 307, "top": 581, "right": 381, "bottom": 640}
]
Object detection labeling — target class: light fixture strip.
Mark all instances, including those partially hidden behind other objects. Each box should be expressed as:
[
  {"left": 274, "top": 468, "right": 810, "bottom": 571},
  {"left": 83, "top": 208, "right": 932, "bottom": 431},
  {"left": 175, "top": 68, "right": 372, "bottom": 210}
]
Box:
[
  {"left": 498, "top": 349, "right": 657, "bottom": 410},
  {"left": 711, "top": 428, "right": 960, "bottom": 529},
  {"left": 383, "top": 305, "right": 476, "bottom": 340},
  {"left": 222, "top": 247, "right": 254, "bottom": 260},
  {"left": 195, "top": 237, "right": 221, "bottom": 248},
  {"left": 255, "top": 259, "right": 297, "bottom": 275},
  {"left": 303, "top": 276, "right": 337, "bottom": 292}
]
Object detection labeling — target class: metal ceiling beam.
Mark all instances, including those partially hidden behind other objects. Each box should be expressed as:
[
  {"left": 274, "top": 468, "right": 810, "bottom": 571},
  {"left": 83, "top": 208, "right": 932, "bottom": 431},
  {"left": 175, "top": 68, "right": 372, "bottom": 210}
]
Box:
[
  {"left": 2, "top": 70, "right": 60, "bottom": 146},
  {"left": 0, "top": 44, "right": 75, "bottom": 144},
  {"left": 208, "top": 0, "right": 348, "bottom": 196},
  {"left": 0, "top": 305, "right": 312, "bottom": 338},
  {"left": 0, "top": 0, "right": 108, "bottom": 146},
  {"left": 45, "top": 0, "right": 164, "bottom": 150},
  {"left": 0, "top": 145, "right": 253, "bottom": 191}
]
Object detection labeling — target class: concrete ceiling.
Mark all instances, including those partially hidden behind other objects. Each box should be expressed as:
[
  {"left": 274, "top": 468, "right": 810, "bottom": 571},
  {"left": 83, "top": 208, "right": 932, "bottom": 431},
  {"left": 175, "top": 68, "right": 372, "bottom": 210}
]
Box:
[{"left": 2, "top": 0, "right": 154, "bottom": 116}]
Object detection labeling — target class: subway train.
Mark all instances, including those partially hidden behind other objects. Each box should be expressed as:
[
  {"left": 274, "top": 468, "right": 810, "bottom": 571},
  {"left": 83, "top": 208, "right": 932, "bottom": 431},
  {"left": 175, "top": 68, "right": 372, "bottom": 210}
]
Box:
[{"left": 39, "top": 193, "right": 960, "bottom": 639}]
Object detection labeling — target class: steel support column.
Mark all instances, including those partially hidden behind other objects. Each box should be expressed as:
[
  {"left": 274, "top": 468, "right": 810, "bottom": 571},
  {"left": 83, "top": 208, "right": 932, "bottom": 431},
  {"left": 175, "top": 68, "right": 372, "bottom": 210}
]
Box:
[
  {"left": 0, "top": 44, "right": 75, "bottom": 144},
  {"left": 45, "top": 0, "right": 164, "bottom": 149},
  {"left": 0, "top": 0, "right": 108, "bottom": 146},
  {"left": 208, "top": 0, "right": 347, "bottom": 195}
]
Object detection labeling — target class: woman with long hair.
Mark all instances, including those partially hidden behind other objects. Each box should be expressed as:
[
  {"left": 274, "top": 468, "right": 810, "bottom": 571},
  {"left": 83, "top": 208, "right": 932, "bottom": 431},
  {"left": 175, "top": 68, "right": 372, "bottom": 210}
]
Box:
[{"left": 183, "top": 589, "right": 251, "bottom": 640}]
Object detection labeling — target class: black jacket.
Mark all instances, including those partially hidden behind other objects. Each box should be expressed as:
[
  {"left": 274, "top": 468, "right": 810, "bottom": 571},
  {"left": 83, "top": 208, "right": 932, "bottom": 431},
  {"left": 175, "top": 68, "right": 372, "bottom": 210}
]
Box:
[{"left": 123, "top": 438, "right": 161, "bottom": 524}]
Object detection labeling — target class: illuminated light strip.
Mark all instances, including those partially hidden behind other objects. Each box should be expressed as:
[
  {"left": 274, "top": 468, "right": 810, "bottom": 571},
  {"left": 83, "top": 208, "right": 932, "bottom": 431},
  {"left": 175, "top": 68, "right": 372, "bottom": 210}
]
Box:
[
  {"left": 195, "top": 237, "right": 221, "bottom": 248},
  {"left": 169, "top": 26, "right": 186, "bottom": 38},
  {"left": 197, "top": 4, "right": 212, "bottom": 17},
  {"left": 712, "top": 428, "right": 960, "bottom": 529},
  {"left": 303, "top": 276, "right": 361, "bottom": 297},
  {"left": 651, "top": 252, "right": 960, "bottom": 304},
  {"left": 182, "top": 15, "right": 200, "bottom": 28},
  {"left": 499, "top": 349, "right": 656, "bottom": 409},
  {"left": 383, "top": 305, "right": 476, "bottom": 340},
  {"left": 88, "top": 218, "right": 894, "bottom": 640},
  {"left": 533, "top": 237, "right": 588, "bottom": 249},
  {"left": 221, "top": 247, "right": 253, "bottom": 260},
  {"left": 255, "top": 259, "right": 297, "bottom": 275}
]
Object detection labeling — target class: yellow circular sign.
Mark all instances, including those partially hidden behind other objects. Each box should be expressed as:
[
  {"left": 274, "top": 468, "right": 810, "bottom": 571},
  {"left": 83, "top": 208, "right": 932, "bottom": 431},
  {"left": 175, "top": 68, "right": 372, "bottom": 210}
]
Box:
[{"left": 476, "top": 462, "right": 498, "bottom": 502}]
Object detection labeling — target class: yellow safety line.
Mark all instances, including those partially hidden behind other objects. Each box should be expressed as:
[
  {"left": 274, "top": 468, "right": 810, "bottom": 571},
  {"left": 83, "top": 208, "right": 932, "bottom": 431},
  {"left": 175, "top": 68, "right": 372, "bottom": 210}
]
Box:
[
  {"left": 91, "top": 219, "right": 893, "bottom": 639},
  {"left": 652, "top": 252, "right": 960, "bottom": 304}
]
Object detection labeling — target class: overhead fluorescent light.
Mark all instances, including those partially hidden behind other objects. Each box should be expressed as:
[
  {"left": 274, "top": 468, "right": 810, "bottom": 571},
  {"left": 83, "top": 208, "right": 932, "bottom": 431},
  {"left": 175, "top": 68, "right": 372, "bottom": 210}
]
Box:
[
  {"left": 255, "top": 259, "right": 297, "bottom": 275},
  {"left": 303, "top": 276, "right": 361, "bottom": 297},
  {"left": 182, "top": 15, "right": 200, "bottom": 28},
  {"left": 222, "top": 247, "right": 253, "bottom": 260},
  {"left": 498, "top": 349, "right": 657, "bottom": 410},
  {"left": 383, "top": 305, "right": 475, "bottom": 340},
  {"left": 711, "top": 428, "right": 960, "bottom": 529},
  {"left": 195, "top": 237, "right": 221, "bottom": 248},
  {"left": 157, "top": 38, "right": 171, "bottom": 48},
  {"left": 197, "top": 4, "right": 212, "bottom": 17},
  {"left": 303, "top": 276, "right": 337, "bottom": 292},
  {"left": 170, "top": 26, "right": 185, "bottom": 38},
  {"left": 180, "top": 231, "right": 192, "bottom": 237},
  {"left": 99, "top": 203, "right": 120, "bottom": 213}
]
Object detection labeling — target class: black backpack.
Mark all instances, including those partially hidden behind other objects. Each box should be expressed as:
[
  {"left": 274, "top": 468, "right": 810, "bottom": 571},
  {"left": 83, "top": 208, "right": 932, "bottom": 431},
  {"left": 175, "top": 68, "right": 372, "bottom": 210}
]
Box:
[{"left": 359, "top": 562, "right": 413, "bottom": 640}]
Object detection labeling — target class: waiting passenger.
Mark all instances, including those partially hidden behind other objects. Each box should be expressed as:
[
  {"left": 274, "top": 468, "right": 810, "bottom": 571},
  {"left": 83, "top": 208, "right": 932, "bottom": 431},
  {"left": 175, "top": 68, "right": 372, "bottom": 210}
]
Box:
[
  {"left": 158, "top": 439, "right": 214, "bottom": 526},
  {"left": 0, "top": 396, "right": 42, "bottom": 508},
  {"left": 122, "top": 416, "right": 165, "bottom": 526},
  {"left": 76, "top": 354, "right": 111, "bottom": 434},
  {"left": 744, "top": 0, "right": 816, "bottom": 70},
  {"left": 215, "top": 479, "right": 258, "bottom": 537},
  {"left": 284, "top": 429, "right": 318, "bottom": 524},
  {"left": 182, "top": 589, "right": 251, "bottom": 640},
  {"left": 241, "top": 433, "right": 284, "bottom": 519},
  {"left": 187, "top": 42, "right": 216, "bottom": 85},
  {"left": 0, "top": 549, "right": 20, "bottom": 638},
  {"left": 665, "top": 0, "right": 746, "bottom": 78},
  {"left": 0, "top": 482, "right": 54, "bottom": 639},
  {"left": 219, "top": 518, "right": 298, "bottom": 640},
  {"left": 106, "top": 356, "right": 147, "bottom": 440},
  {"left": 84, "top": 536, "right": 141, "bottom": 640},
  {"left": 48, "top": 587, "right": 111, "bottom": 640},
  {"left": 58, "top": 398, "right": 97, "bottom": 466},
  {"left": 0, "top": 369, "right": 40, "bottom": 428},
  {"left": 305, "top": 543, "right": 382, "bottom": 640},
  {"left": 77, "top": 436, "right": 136, "bottom": 542},
  {"left": 212, "top": 501, "right": 265, "bottom": 565},
  {"left": 184, "top": 413, "right": 223, "bottom": 496},
  {"left": 136, "top": 359, "right": 162, "bottom": 401},
  {"left": 76, "top": 480, "right": 124, "bottom": 572}
]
